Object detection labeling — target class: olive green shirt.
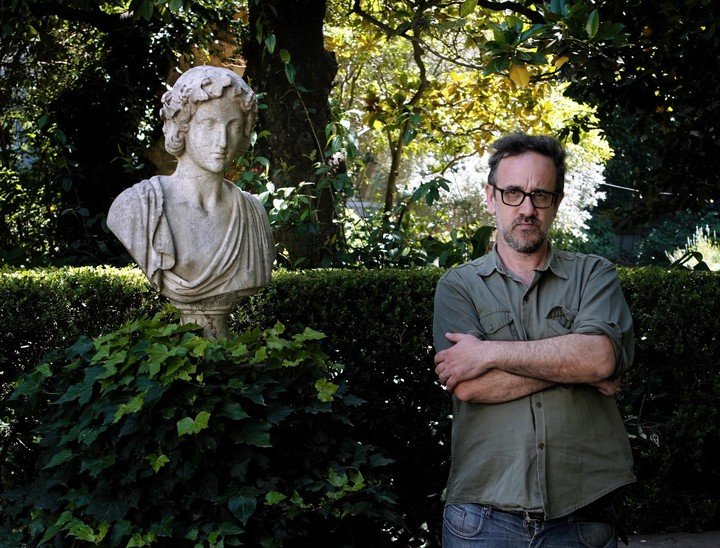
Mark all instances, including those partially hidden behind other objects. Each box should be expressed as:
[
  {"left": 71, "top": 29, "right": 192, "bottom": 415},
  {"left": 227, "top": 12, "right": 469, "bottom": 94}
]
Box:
[{"left": 433, "top": 245, "right": 635, "bottom": 519}]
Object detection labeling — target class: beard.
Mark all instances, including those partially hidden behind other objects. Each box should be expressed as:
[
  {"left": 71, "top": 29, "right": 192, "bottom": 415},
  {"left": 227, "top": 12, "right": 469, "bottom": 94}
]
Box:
[{"left": 499, "top": 215, "right": 548, "bottom": 254}]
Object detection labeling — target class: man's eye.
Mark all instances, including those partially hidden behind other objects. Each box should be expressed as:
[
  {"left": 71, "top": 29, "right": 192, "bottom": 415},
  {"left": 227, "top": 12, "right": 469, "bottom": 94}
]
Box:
[
  {"left": 506, "top": 190, "right": 520, "bottom": 196},
  {"left": 532, "top": 191, "right": 550, "bottom": 198}
]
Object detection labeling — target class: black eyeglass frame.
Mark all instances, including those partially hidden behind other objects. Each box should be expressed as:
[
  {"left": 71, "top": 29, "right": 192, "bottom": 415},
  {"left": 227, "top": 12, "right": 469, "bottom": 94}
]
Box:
[{"left": 489, "top": 183, "right": 561, "bottom": 209}]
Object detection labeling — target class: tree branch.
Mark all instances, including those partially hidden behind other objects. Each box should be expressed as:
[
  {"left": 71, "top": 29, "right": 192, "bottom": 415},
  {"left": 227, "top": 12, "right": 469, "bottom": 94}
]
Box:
[
  {"left": 351, "top": 0, "right": 402, "bottom": 37},
  {"left": 27, "top": 3, "right": 133, "bottom": 33}
]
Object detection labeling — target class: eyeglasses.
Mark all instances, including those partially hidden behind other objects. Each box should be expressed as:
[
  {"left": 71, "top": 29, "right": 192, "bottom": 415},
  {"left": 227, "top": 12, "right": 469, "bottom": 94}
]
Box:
[{"left": 489, "top": 183, "right": 560, "bottom": 209}]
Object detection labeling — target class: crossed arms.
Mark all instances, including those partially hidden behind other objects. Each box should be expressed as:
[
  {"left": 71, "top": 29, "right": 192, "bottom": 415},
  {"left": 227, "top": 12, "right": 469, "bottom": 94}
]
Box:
[
  {"left": 432, "top": 260, "right": 633, "bottom": 404},
  {"left": 433, "top": 332, "right": 620, "bottom": 403}
]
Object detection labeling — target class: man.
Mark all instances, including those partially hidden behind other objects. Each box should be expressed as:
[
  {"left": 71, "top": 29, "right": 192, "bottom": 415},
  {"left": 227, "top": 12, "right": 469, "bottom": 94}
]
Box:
[{"left": 433, "top": 133, "right": 634, "bottom": 547}]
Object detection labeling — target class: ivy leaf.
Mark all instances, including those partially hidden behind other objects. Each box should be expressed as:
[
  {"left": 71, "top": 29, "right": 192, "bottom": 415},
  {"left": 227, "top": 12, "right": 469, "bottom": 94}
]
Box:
[
  {"left": 216, "top": 521, "right": 244, "bottom": 536},
  {"left": 86, "top": 497, "right": 130, "bottom": 522},
  {"left": 238, "top": 420, "right": 271, "bottom": 447},
  {"left": 146, "top": 453, "right": 170, "bottom": 473},
  {"left": 109, "top": 521, "right": 132, "bottom": 546},
  {"left": 10, "top": 368, "right": 49, "bottom": 400},
  {"left": 228, "top": 494, "right": 257, "bottom": 524},
  {"left": 176, "top": 411, "right": 211, "bottom": 437},
  {"left": 218, "top": 402, "right": 249, "bottom": 421},
  {"left": 38, "top": 510, "right": 73, "bottom": 544},
  {"left": 66, "top": 336, "right": 94, "bottom": 359},
  {"left": 265, "top": 491, "right": 287, "bottom": 505},
  {"left": 328, "top": 467, "right": 348, "bottom": 488},
  {"left": 186, "top": 336, "right": 210, "bottom": 357},
  {"left": 114, "top": 394, "right": 145, "bottom": 423},
  {"left": 315, "top": 378, "right": 338, "bottom": 402},
  {"left": 266, "top": 404, "right": 293, "bottom": 425},
  {"left": 80, "top": 453, "right": 116, "bottom": 477},
  {"left": 66, "top": 519, "right": 97, "bottom": 542},
  {"left": 42, "top": 448, "right": 74, "bottom": 469}
]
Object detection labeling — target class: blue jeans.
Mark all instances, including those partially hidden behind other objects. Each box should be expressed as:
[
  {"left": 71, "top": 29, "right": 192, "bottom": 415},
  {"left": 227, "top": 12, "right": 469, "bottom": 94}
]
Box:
[{"left": 442, "top": 503, "right": 618, "bottom": 548}]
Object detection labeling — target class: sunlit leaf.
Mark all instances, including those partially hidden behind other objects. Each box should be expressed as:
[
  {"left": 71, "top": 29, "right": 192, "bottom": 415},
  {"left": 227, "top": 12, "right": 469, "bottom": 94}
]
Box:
[
  {"left": 509, "top": 63, "right": 531, "bottom": 87},
  {"left": 460, "top": 0, "right": 478, "bottom": 17}
]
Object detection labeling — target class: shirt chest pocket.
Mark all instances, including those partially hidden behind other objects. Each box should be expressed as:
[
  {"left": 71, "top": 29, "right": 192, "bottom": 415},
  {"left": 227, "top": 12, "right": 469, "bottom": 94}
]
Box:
[
  {"left": 545, "top": 305, "right": 578, "bottom": 336},
  {"left": 478, "top": 309, "right": 517, "bottom": 341}
]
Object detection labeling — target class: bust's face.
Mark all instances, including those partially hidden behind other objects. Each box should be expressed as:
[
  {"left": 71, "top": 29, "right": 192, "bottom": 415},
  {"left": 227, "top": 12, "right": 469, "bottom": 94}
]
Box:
[{"left": 182, "top": 89, "right": 246, "bottom": 174}]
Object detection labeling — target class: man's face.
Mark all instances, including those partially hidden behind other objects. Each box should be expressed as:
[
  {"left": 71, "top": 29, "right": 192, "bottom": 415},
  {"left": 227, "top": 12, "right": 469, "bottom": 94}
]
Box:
[
  {"left": 183, "top": 89, "right": 245, "bottom": 174},
  {"left": 485, "top": 151, "right": 563, "bottom": 255}
]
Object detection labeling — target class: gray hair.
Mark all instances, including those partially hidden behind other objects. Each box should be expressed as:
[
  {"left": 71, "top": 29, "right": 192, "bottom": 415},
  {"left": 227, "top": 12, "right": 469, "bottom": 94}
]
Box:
[
  {"left": 161, "top": 66, "right": 258, "bottom": 157},
  {"left": 487, "top": 133, "right": 566, "bottom": 193}
]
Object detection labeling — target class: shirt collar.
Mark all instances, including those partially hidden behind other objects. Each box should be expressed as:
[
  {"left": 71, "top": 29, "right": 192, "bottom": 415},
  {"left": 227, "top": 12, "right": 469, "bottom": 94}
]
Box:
[{"left": 476, "top": 242, "right": 569, "bottom": 280}]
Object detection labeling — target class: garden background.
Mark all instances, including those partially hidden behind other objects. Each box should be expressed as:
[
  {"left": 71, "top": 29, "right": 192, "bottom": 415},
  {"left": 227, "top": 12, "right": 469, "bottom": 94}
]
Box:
[{"left": 2, "top": 0, "right": 720, "bottom": 545}]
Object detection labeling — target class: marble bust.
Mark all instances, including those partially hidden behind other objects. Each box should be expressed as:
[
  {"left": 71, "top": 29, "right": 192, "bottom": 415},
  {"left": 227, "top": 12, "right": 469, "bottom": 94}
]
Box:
[{"left": 108, "top": 66, "right": 275, "bottom": 338}]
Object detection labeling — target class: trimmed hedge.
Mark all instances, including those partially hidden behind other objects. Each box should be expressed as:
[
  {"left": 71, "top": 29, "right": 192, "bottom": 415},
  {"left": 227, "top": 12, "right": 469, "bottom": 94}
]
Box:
[{"left": 1, "top": 266, "right": 720, "bottom": 542}]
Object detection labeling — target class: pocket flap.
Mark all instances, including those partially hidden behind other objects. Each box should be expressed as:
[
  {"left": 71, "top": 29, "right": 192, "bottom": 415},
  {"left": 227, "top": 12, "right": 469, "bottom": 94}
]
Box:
[
  {"left": 546, "top": 305, "right": 577, "bottom": 329},
  {"left": 479, "top": 310, "right": 513, "bottom": 334}
]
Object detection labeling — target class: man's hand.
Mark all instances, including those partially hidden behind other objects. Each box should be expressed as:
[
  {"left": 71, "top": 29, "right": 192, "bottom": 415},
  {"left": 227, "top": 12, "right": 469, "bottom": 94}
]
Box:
[
  {"left": 434, "top": 332, "right": 490, "bottom": 392},
  {"left": 435, "top": 331, "right": 619, "bottom": 396}
]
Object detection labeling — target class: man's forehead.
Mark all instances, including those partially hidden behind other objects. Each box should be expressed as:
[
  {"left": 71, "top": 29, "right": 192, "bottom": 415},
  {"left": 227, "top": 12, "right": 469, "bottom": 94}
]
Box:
[{"left": 495, "top": 152, "right": 557, "bottom": 180}]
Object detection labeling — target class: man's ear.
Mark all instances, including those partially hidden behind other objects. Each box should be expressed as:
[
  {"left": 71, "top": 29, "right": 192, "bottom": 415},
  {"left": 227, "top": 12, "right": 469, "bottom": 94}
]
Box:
[
  {"left": 556, "top": 192, "right": 564, "bottom": 209},
  {"left": 485, "top": 184, "right": 497, "bottom": 215}
]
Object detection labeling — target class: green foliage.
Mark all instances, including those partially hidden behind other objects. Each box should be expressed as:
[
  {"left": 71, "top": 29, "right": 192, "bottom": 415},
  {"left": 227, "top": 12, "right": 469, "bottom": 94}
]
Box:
[
  {"left": 1, "top": 313, "right": 399, "bottom": 546},
  {"left": 565, "top": 0, "right": 720, "bottom": 218},
  {"left": 667, "top": 225, "right": 720, "bottom": 271},
  {"left": 617, "top": 268, "right": 720, "bottom": 533},
  {"left": 555, "top": 213, "right": 618, "bottom": 260},
  {"left": 334, "top": 175, "right": 494, "bottom": 268},
  {"left": 0, "top": 0, "right": 245, "bottom": 267},
  {"left": 635, "top": 210, "right": 720, "bottom": 266},
  {"left": 236, "top": 268, "right": 450, "bottom": 544}
]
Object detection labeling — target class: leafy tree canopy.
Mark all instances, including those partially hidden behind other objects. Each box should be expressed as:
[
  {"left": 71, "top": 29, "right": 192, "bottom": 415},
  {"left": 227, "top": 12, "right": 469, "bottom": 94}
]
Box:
[
  {"left": 1, "top": 0, "right": 642, "bottom": 268},
  {"left": 564, "top": 0, "right": 720, "bottom": 222}
]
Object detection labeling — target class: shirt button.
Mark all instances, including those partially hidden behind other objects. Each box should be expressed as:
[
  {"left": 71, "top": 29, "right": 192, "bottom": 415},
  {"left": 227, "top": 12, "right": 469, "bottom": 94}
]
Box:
[
  {"left": 538, "top": 443, "right": 545, "bottom": 450},
  {"left": 536, "top": 401, "right": 543, "bottom": 408}
]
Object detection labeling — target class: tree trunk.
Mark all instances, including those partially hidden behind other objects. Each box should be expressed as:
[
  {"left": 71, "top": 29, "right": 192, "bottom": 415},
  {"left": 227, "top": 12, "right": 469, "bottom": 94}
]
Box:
[
  {"left": 244, "top": 0, "right": 338, "bottom": 267},
  {"left": 384, "top": 120, "right": 410, "bottom": 216}
]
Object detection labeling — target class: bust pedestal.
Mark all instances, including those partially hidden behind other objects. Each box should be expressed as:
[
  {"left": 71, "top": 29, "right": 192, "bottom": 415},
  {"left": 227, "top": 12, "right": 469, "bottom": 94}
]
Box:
[{"left": 170, "top": 290, "right": 254, "bottom": 339}]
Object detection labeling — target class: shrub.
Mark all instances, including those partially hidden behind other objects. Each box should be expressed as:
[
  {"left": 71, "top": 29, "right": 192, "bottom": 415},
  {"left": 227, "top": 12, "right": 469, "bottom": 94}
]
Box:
[
  {"left": 1, "top": 313, "right": 399, "bottom": 546},
  {"left": 617, "top": 267, "right": 720, "bottom": 533}
]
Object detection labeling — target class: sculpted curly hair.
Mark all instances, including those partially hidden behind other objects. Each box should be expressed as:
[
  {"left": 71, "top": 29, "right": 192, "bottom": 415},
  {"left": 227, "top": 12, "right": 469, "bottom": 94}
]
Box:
[{"left": 161, "top": 66, "right": 258, "bottom": 157}]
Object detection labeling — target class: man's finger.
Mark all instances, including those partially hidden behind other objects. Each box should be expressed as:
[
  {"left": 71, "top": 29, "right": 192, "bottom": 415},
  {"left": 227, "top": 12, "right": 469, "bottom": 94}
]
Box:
[{"left": 445, "top": 332, "right": 464, "bottom": 343}]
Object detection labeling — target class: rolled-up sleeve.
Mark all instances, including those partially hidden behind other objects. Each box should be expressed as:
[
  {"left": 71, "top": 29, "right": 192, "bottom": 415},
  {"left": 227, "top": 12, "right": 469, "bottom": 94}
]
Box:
[
  {"left": 433, "top": 271, "right": 485, "bottom": 353},
  {"left": 572, "top": 263, "right": 634, "bottom": 377}
]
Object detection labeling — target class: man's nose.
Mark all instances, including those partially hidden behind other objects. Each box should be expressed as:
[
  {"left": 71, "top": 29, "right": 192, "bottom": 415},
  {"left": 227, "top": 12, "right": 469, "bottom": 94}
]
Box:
[{"left": 518, "top": 193, "right": 537, "bottom": 215}]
